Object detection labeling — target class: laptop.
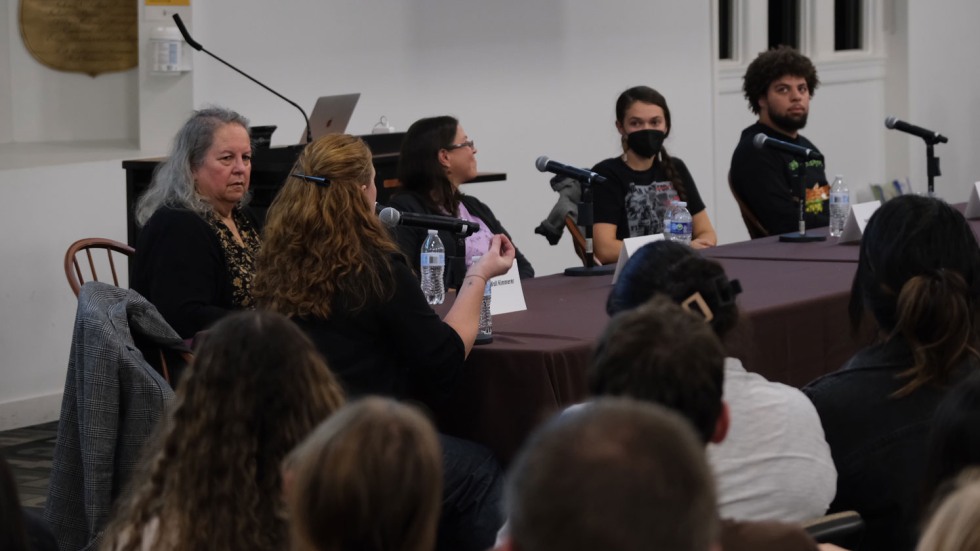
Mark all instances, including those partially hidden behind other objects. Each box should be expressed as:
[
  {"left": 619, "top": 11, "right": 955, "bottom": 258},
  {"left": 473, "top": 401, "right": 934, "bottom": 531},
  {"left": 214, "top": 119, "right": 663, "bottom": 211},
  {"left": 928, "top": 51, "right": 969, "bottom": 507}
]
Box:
[{"left": 301, "top": 93, "right": 360, "bottom": 143}]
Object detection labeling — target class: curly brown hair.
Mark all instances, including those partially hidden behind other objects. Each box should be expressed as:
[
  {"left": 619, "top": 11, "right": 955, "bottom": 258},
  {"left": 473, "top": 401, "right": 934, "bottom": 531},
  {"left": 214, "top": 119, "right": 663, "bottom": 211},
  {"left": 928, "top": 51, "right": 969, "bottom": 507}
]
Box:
[
  {"left": 100, "top": 310, "right": 345, "bottom": 551},
  {"left": 253, "top": 134, "right": 402, "bottom": 318},
  {"left": 742, "top": 45, "right": 820, "bottom": 115}
]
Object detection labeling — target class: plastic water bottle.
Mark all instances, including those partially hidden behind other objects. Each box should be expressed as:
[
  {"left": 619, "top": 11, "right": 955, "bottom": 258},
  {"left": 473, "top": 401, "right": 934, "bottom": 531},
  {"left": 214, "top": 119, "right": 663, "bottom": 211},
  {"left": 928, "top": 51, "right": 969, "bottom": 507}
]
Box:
[
  {"left": 665, "top": 201, "right": 693, "bottom": 245},
  {"left": 420, "top": 230, "right": 445, "bottom": 305},
  {"left": 471, "top": 256, "right": 493, "bottom": 343},
  {"left": 829, "top": 175, "right": 850, "bottom": 237}
]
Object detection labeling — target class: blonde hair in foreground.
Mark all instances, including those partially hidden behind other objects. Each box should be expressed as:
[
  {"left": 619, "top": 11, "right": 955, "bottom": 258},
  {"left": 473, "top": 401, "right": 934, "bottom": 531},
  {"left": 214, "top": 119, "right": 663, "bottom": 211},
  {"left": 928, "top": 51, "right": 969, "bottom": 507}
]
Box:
[
  {"left": 253, "top": 134, "right": 401, "bottom": 319},
  {"left": 101, "top": 310, "right": 346, "bottom": 551},
  {"left": 917, "top": 469, "right": 980, "bottom": 551},
  {"left": 287, "top": 397, "right": 443, "bottom": 551}
]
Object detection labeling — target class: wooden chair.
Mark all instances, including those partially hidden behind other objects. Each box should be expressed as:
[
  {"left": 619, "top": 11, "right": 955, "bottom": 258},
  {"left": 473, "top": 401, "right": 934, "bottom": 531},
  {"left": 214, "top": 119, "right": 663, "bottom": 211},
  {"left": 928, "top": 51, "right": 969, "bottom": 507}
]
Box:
[
  {"left": 728, "top": 173, "right": 770, "bottom": 239},
  {"left": 564, "top": 214, "right": 587, "bottom": 265},
  {"left": 64, "top": 237, "right": 135, "bottom": 297}
]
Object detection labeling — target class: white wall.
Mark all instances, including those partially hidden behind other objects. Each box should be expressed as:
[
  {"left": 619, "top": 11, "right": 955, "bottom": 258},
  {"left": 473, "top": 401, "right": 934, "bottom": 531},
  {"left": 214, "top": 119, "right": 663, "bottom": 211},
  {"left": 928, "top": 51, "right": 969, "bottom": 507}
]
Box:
[{"left": 1, "top": 1, "right": 979, "bottom": 429}]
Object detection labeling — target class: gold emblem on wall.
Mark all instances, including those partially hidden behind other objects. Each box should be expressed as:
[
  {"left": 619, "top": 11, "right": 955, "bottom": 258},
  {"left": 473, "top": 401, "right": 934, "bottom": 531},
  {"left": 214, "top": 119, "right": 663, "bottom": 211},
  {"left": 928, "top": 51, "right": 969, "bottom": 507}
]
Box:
[{"left": 19, "top": 0, "right": 137, "bottom": 77}]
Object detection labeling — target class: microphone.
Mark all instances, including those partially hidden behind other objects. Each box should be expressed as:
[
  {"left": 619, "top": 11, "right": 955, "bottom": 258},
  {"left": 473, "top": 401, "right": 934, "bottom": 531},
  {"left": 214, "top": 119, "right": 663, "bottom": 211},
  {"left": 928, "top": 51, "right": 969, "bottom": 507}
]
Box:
[
  {"left": 171, "top": 14, "right": 313, "bottom": 144},
  {"left": 885, "top": 116, "right": 948, "bottom": 144},
  {"left": 753, "top": 133, "right": 824, "bottom": 161},
  {"left": 535, "top": 156, "right": 607, "bottom": 185},
  {"left": 378, "top": 207, "right": 480, "bottom": 237}
]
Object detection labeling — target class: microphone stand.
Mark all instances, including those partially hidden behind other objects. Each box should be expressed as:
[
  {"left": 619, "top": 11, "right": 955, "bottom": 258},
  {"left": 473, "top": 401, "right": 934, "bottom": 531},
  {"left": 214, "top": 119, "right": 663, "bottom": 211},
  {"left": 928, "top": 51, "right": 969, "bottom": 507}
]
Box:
[
  {"left": 779, "top": 158, "right": 827, "bottom": 243},
  {"left": 926, "top": 142, "right": 942, "bottom": 197},
  {"left": 565, "top": 182, "right": 615, "bottom": 276},
  {"left": 172, "top": 14, "right": 313, "bottom": 144}
]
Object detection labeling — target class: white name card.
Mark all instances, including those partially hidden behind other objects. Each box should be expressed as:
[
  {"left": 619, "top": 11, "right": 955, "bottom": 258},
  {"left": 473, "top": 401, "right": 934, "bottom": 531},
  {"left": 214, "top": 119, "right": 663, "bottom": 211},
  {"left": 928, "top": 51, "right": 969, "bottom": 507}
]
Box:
[
  {"left": 964, "top": 182, "right": 980, "bottom": 219},
  {"left": 489, "top": 262, "right": 527, "bottom": 315},
  {"left": 838, "top": 200, "right": 881, "bottom": 243},
  {"left": 612, "top": 233, "right": 665, "bottom": 284}
]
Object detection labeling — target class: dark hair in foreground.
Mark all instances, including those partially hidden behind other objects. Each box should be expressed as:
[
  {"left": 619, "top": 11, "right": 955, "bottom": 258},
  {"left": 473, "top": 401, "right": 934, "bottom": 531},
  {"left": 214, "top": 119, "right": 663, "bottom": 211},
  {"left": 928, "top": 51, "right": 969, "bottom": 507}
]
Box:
[
  {"left": 591, "top": 295, "right": 725, "bottom": 443},
  {"left": 397, "top": 115, "right": 462, "bottom": 216},
  {"left": 849, "top": 195, "right": 980, "bottom": 397},
  {"left": 742, "top": 46, "right": 820, "bottom": 115},
  {"left": 286, "top": 397, "right": 443, "bottom": 551},
  {"left": 504, "top": 398, "right": 718, "bottom": 551},
  {"left": 254, "top": 134, "right": 401, "bottom": 319},
  {"left": 921, "top": 371, "right": 980, "bottom": 514},
  {"left": 101, "top": 310, "right": 345, "bottom": 551},
  {"left": 615, "top": 86, "right": 687, "bottom": 200},
  {"left": 607, "top": 240, "right": 742, "bottom": 341},
  {"left": 0, "top": 454, "right": 29, "bottom": 551}
]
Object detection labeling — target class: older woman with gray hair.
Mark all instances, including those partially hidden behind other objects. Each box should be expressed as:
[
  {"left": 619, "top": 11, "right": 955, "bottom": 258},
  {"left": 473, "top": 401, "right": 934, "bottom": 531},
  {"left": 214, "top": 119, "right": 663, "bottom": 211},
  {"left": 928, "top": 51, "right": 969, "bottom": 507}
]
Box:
[{"left": 132, "top": 107, "right": 261, "bottom": 340}]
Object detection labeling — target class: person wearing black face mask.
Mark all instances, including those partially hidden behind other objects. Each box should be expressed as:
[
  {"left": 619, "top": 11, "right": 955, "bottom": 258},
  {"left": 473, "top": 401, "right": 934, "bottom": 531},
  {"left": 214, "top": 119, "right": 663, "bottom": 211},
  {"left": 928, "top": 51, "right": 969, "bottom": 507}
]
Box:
[{"left": 591, "top": 86, "right": 716, "bottom": 264}]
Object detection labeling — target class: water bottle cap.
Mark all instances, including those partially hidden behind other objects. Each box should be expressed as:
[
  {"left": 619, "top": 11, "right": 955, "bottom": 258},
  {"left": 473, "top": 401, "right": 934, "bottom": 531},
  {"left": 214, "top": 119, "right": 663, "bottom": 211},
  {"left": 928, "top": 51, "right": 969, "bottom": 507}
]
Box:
[
  {"left": 676, "top": 201, "right": 687, "bottom": 207},
  {"left": 835, "top": 174, "right": 844, "bottom": 179},
  {"left": 427, "top": 229, "right": 437, "bottom": 235}
]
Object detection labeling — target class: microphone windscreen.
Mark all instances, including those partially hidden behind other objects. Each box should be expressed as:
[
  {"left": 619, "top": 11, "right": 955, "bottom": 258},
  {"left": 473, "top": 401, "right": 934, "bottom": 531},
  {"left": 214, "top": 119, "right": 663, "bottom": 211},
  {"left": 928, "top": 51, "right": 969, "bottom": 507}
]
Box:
[
  {"left": 535, "top": 156, "right": 550, "bottom": 172},
  {"left": 378, "top": 207, "right": 400, "bottom": 227},
  {"left": 884, "top": 116, "right": 898, "bottom": 129},
  {"left": 752, "top": 133, "right": 768, "bottom": 149}
]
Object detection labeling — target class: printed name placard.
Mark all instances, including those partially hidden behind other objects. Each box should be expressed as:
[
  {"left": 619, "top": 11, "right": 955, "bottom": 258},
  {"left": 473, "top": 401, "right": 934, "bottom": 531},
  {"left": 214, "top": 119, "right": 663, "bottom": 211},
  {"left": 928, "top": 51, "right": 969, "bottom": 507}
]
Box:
[
  {"left": 964, "top": 182, "right": 980, "bottom": 219},
  {"left": 489, "top": 262, "right": 527, "bottom": 315},
  {"left": 612, "top": 233, "right": 665, "bottom": 284},
  {"left": 838, "top": 200, "right": 881, "bottom": 243}
]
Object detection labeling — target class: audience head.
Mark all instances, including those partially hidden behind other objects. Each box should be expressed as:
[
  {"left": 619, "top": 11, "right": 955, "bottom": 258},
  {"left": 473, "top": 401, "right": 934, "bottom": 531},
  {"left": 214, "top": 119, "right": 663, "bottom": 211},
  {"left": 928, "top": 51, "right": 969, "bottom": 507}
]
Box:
[
  {"left": 502, "top": 398, "right": 719, "bottom": 551},
  {"left": 607, "top": 240, "right": 742, "bottom": 341},
  {"left": 103, "top": 310, "right": 345, "bottom": 551},
  {"left": 0, "top": 455, "right": 29, "bottom": 551},
  {"left": 398, "top": 115, "right": 476, "bottom": 215},
  {"left": 742, "top": 45, "right": 819, "bottom": 116},
  {"left": 253, "top": 134, "right": 400, "bottom": 319},
  {"left": 135, "top": 106, "right": 252, "bottom": 225},
  {"left": 591, "top": 294, "right": 727, "bottom": 444},
  {"left": 922, "top": 370, "right": 980, "bottom": 510},
  {"left": 286, "top": 397, "right": 442, "bottom": 551},
  {"left": 850, "top": 195, "right": 980, "bottom": 396},
  {"left": 917, "top": 469, "right": 980, "bottom": 551}
]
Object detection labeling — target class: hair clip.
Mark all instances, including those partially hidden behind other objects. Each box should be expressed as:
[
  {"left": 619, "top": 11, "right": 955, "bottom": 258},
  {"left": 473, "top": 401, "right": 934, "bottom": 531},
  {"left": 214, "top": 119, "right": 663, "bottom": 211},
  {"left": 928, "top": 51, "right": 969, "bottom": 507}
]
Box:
[
  {"left": 292, "top": 173, "right": 330, "bottom": 187},
  {"left": 681, "top": 292, "right": 714, "bottom": 323}
]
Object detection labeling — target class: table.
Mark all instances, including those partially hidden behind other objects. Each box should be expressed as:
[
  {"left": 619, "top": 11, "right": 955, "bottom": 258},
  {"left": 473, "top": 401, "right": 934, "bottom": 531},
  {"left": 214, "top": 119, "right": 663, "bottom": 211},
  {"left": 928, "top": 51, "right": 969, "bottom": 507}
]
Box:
[
  {"left": 432, "top": 254, "right": 870, "bottom": 464},
  {"left": 702, "top": 226, "right": 861, "bottom": 263}
]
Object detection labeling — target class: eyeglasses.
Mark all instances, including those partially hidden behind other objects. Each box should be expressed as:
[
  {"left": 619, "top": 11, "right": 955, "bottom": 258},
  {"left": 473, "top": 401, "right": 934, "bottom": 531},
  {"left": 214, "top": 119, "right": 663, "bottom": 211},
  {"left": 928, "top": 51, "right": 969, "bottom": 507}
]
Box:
[
  {"left": 445, "top": 140, "right": 475, "bottom": 151},
  {"left": 292, "top": 173, "right": 331, "bottom": 187}
]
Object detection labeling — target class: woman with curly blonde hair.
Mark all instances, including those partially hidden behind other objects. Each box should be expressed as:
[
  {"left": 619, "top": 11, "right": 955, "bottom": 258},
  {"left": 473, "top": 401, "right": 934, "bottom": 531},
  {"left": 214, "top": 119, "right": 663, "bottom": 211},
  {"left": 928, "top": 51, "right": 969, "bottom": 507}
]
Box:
[
  {"left": 100, "top": 310, "right": 345, "bottom": 551},
  {"left": 254, "top": 134, "right": 514, "bottom": 551},
  {"left": 285, "top": 397, "right": 443, "bottom": 551}
]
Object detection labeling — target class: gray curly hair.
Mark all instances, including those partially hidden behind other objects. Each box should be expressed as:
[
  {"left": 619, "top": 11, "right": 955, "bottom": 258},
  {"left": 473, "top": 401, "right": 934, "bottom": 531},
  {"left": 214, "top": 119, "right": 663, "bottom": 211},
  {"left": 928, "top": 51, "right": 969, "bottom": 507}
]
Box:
[{"left": 135, "top": 107, "right": 251, "bottom": 226}]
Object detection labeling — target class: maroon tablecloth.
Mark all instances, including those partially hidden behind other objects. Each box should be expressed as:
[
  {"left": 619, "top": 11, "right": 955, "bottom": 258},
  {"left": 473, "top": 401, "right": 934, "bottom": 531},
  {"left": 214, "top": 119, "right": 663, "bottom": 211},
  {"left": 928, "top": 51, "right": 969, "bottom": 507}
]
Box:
[
  {"left": 701, "top": 226, "right": 861, "bottom": 263},
  {"left": 431, "top": 256, "right": 870, "bottom": 464}
]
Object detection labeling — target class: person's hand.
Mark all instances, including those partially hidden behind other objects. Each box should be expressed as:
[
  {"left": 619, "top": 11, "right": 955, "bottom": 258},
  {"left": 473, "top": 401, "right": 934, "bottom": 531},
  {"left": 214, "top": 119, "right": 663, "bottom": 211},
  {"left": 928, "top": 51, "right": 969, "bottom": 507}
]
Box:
[
  {"left": 691, "top": 237, "right": 715, "bottom": 250},
  {"left": 470, "top": 234, "right": 516, "bottom": 280}
]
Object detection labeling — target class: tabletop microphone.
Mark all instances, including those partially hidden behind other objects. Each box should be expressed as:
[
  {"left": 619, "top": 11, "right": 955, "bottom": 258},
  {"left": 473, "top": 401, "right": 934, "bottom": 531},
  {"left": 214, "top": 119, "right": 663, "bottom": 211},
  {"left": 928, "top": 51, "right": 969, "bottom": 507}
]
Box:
[
  {"left": 378, "top": 206, "right": 480, "bottom": 237},
  {"left": 172, "top": 14, "right": 313, "bottom": 144},
  {"left": 535, "top": 156, "right": 607, "bottom": 185},
  {"left": 753, "top": 133, "right": 824, "bottom": 161},
  {"left": 884, "top": 116, "right": 948, "bottom": 144}
]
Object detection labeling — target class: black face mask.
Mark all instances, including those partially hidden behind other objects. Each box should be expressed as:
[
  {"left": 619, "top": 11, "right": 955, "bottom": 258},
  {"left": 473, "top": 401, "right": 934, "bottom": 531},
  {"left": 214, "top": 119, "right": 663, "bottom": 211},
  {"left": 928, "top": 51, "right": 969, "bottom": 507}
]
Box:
[{"left": 626, "top": 129, "right": 666, "bottom": 158}]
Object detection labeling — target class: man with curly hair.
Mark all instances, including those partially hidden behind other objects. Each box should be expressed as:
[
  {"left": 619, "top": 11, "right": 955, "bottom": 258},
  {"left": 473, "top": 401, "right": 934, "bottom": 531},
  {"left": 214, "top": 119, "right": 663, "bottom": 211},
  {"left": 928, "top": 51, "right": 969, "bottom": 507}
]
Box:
[{"left": 729, "top": 46, "right": 830, "bottom": 236}]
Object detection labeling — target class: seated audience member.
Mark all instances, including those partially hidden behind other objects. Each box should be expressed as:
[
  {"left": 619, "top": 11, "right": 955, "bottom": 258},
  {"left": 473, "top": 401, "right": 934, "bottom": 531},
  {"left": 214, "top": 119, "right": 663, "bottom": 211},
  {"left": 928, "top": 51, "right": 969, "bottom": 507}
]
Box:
[
  {"left": 253, "top": 134, "right": 514, "bottom": 551},
  {"left": 592, "top": 86, "right": 716, "bottom": 263},
  {"left": 589, "top": 297, "right": 818, "bottom": 551},
  {"left": 389, "top": 116, "right": 534, "bottom": 288},
  {"left": 921, "top": 371, "right": 980, "bottom": 520},
  {"left": 729, "top": 46, "right": 829, "bottom": 236},
  {"left": 285, "top": 397, "right": 442, "bottom": 551},
  {"left": 1, "top": 455, "right": 58, "bottom": 551},
  {"left": 100, "top": 310, "right": 345, "bottom": 551},
  {"left": 916, "top": 469, "right": 980, "bottom": 551},
  {"left": 132, "top": 107, "right": 261, "bottom": 339},
  {"left": 497, "top": 398, "right": 720, "bottom": 551},
  {"left": 804, "top": 195, "right": 980, "bottom": 551},
  {"left": 607, "top": 240, "right": 836, "bottom": 522}
]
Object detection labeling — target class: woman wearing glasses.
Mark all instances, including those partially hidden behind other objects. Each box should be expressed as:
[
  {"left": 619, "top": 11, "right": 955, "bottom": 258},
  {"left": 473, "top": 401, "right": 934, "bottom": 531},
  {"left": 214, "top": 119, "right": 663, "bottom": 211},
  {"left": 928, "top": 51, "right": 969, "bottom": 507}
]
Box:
[
  {"left": 253, "top": 134, "right": 514, "bottom": 551},
  {"left": 389, "top": 116, "right": 534, "bottom": 289}
]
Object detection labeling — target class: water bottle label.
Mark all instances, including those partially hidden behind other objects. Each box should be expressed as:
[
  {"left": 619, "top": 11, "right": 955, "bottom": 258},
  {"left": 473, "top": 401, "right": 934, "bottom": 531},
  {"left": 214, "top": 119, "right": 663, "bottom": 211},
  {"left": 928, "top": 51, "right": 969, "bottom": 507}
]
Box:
[
  {"left": 421, "top": 252, "right": 445, "bottom": 267},
  {"left": 668, "top": 221, "right": 692, "bottom": 235},
  {"left": 830, "top": 193, "right": 849, "bottom": 205}
]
